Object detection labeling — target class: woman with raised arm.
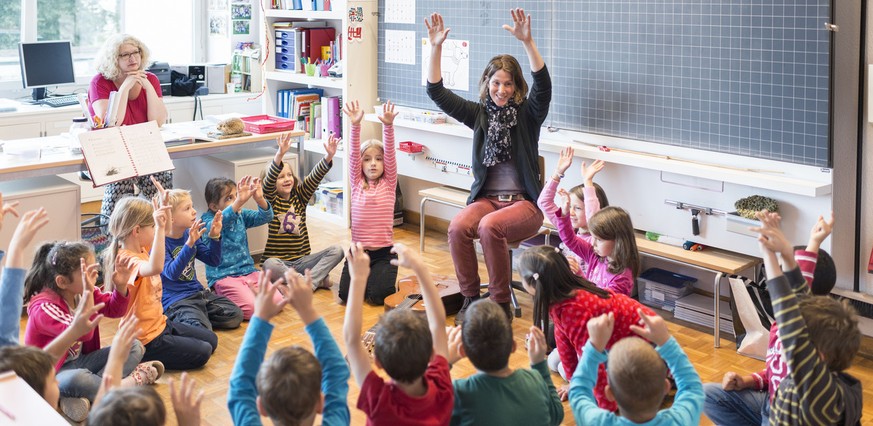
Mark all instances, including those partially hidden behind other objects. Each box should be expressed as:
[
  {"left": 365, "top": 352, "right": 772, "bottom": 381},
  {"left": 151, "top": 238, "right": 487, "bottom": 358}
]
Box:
[{"left": 426, "top": 8, "right": 552, "bottom": 324}]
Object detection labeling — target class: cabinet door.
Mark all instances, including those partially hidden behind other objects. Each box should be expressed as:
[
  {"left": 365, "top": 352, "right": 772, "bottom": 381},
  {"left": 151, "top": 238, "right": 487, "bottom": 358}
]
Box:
[
  {"left": 44, "top": 111, "right": 82, "bottom": 136},
  {"left": 0, "top": 122, "right": 42, "bottom": 139},
  {"left": 166, "top": 104, "right": 195, "bottom": 124}
]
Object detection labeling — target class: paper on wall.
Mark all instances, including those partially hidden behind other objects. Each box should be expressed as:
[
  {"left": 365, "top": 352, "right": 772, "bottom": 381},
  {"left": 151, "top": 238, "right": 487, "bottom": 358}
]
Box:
[
  {"left": 421, "top": 38, "right": 470, "bottom": 91},
  {"left": 385, "top": 30, "right": 416, "bottom": 65},
  {"left": 385, "top": 0, "right": 415, "bottom": 24}
]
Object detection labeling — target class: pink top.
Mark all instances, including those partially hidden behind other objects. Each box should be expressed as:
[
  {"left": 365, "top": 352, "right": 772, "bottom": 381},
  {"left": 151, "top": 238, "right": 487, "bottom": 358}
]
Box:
[
  {"left": 87, "top": 72, "right": 162, "bottom": 126},
  {"left": 349, "top": 123, "right": 397, "bottom": 248},
  {"left": 538, "top": 180, "right": 601, "bottom": 276},
  {"left": 538, "top": 179, "right": 633, "bottom": 295},
  {"left": 752, "top": 249, "right": 819, "bottom": 401},
  {"left": 24, "top": 287, "right": 129, "bottom": 370}
]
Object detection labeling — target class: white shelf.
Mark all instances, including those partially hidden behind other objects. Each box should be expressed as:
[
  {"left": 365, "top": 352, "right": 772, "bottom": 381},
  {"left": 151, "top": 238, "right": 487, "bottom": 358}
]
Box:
[
  {"left": 303, "top": 137, "right": 345, "bottom": 159},
  {"left": 265, "top": 71, "right": 345, "bottom": 89},
  {"left": 265, "top": 9, "right": 344, "bottom": 20},
  {"left": 364, "top": 114, "right": 472, "bottom": 139},
  {"left": 306, "top": 205, "right": 346, "bottom": 226}
]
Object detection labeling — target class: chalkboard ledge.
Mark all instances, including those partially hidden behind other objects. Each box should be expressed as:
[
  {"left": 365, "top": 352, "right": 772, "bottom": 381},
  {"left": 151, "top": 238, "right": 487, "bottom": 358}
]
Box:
[{"left": 365, "top": 114, "right": 831, "bottom": 198}]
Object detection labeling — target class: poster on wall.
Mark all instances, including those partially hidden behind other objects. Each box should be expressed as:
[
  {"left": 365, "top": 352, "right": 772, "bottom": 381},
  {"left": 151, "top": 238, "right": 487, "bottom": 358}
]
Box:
[
  {"left": 209, "top": 13, "right": 228, "bottom": 36},
  {"left": 231, "top": 3, "right": 252, "bottom": 20},
  {"left": 233, "top": 20, "right": 250, "bottom": 35},
  {"left": 421, "top": 38, "right": 469, "bottom": 91}
]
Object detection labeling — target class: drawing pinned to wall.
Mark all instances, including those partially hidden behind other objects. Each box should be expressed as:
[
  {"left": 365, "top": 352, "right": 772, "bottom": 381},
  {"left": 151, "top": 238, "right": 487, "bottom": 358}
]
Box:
[
  {"left": 209, "top": 13, "right": 228, "bottom": 36},
  {"left": 421, "top": 38, "right": 469, "bottom": 91},
  {"left": 231, "top": 3, "right": 252, "bottom": 20},
  {"left": 385, "top": 30, "right": 415, "bottom": 65},
  {"left": 348, "top": 6, "right": 365, "bottom": 43},
  {"left": 233, "top": 20, "right": 250, "bottom": 35},
  {"left": 385, "top": 0, "right": 415, "bottom": 24}
]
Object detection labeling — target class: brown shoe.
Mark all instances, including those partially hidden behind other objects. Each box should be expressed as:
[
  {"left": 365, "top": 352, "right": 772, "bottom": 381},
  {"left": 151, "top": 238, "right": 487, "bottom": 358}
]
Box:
[
  {"left": 453, "top": 295, "right": 480, "bottom": 326},
  {"left": 498, "top": 302, "right": 513, "bottom": 323}
]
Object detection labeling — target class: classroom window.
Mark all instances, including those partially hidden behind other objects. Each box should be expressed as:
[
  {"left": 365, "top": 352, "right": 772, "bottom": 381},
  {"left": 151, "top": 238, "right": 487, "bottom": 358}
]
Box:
[{"left": 0, "top": 0, "right": 121, "bottom": 83}]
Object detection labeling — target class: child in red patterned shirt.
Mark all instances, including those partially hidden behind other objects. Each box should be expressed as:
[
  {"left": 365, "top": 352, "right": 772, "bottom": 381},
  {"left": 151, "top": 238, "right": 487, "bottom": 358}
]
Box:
[{"left": 518, "top": 245, "right": 654, "bottom": 410}]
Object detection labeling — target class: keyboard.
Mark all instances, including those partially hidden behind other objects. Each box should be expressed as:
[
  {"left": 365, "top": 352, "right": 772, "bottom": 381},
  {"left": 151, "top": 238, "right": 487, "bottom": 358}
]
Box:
[{"left": 40, "top": 95, "right": 79, "bottom": 108}]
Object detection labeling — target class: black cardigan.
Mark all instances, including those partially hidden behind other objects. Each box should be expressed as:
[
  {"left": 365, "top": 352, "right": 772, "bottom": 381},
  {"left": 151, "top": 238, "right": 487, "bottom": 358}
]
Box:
[{"left": 427, "top": 66, "right": 552, "bottom": 204}]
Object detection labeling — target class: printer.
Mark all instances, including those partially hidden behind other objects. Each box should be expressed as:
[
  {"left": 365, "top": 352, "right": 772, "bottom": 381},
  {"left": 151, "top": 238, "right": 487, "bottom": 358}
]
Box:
[{"left": 146, "top": 61, "right": 172, "bottom": 96}]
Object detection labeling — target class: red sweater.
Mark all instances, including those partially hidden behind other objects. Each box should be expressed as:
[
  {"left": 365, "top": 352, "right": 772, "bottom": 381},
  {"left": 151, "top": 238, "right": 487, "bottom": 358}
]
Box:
[
  {"left": 24, "top": 288, "right": 129, "bottom": 370},
  {"left": 551, "top": 289, "right": 653, "bottom": 412}
]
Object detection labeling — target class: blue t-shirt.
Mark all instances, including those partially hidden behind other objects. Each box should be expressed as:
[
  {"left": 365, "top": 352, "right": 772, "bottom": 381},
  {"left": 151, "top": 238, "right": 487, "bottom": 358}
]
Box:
[{"left": 160, "top": 230, "right": 221, "bottom": 309}]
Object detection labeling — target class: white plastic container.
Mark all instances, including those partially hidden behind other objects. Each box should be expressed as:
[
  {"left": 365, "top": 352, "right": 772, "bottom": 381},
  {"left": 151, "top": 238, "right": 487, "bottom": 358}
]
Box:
[{"left": 725, "top": 212, "right": 761, "bottom": 237}]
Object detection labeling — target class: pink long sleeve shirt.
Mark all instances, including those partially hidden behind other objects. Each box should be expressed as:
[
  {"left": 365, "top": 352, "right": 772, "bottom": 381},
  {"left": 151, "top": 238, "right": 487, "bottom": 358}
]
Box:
[
  {"left": 349, "top": 123, "right": 397, "bottom": 248},
  {"left": 538, "top": 179, "right": 601, "bottom": 276}
]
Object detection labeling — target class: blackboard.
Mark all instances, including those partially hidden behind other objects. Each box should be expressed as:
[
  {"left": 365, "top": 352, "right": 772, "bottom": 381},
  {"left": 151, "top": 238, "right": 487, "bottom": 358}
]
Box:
[{"left": 377, "top": 0, "right": 831, "bottom": 167}]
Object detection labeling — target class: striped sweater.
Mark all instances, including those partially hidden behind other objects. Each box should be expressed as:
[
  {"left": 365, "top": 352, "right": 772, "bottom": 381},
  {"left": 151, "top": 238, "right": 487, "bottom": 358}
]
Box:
[
  {"left": 767, "top": 267, "right": 862, "bottom": 425},
  {"left": 261, "top": 157, "right": 332, "bottom": 263},
  {"left": 349, "top": 123, "right": 396, "bottom": 248}
]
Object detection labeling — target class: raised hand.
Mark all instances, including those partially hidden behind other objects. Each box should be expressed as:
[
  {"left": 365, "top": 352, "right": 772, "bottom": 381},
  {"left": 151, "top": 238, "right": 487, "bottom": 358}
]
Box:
[
  {"left": 252, "top": 270, "right": 287, "bottom": 322},
  {"left": 379, "top": 100, "right": 397, "bottom": 126},
  {"left": 752, "top": 210, "right": 792, "bottom": 259},
  {"left": 629, "top": 308, "right": 670, "bottom": 347},
  {"left": 346, "top": 242, "right": 371, "bottom": 281},
  {"left": 7, "top": 208, "right": 49, "bottom": 269},
  {"left": 207, "top": 211, "right": 223, "bottom": 239},
  {"left": 68, "top": 261, "right": 106, "bottom": 339},
  {"left": 557, "top": 188, "right": 571, "bottom": 214},
  {"left": 425, "top": 13, "right": 451, "bottom": 46},
  {"left": 808, "top": 211, "right": 835, "bottom": 250},
  {"left": 151, "top": 197, "right": 172, "bottom": 230},
  {"left": 586, "top": 312, "right": 614, "bottom": 353},
  {"left": 110, "top": 252, "right": 136, "bottom": 291},
  {"left": 169, "top": 372, "right": 204, "bottom": 426},
  {"left": 446, "top": 325, "right": 464, "bottom": 365},
  {"left": 502, "top": 8, "right": 533, "bottom": 43},
  {"left": 324, "top": 133, "right": 339, "bottom": 161},
  {"left": 283, "top": 268, "right": 318, "bottom": 325},
  {"left": 149, "top": 175, "right": 168, "bottom": 203},
  {"left": 0, "top": 193, "right": 20, "bottom": 233},
  {"left": 236, "top": 175, "right": 254, "bottom": 203},
  {"left": 277, "top": 132, "right": 294, "bottom": 155},
  {"left": 343, "top": 100, "right": 364, "bottom": 125},
  {"left": 187, "top": 219, "right": 206, "bottom": 246},
  {"left": 555, "top": 147, "right": 574, "bottom": 176},
  {"left": 581, "top": 159, "right": 605, "bottom": 185},
  {"left": 251, "top": 177, "right": 265, "bottom": 203},
  {"left": 527, "top": 326, "right": 548, "bottom": 365},
  {"left": 81, "top": 257, "right": 99, "bottom": 292},
  {"left": 390, "top": 243, "right": 423, "bottom": 271}
]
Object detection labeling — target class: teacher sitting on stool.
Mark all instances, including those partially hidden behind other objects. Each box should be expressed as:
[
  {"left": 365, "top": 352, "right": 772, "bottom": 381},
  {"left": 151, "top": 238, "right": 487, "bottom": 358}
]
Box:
[
  {"left": 425, "top": 8, "right": 551, "bottom": 324},
  {"left": 88, "top": 34, "right": 172, "bottom": 218}
]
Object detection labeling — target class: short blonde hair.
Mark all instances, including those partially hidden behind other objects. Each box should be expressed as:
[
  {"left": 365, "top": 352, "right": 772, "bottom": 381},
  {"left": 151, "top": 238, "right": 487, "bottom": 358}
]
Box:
[
  {"left": 165, "top": 189, "right": 192, "bottom": 209},
  {"left": 606, "top": 337, "right": 668, "bottom": 417},
  {"left": 95, "top": 34, "right": 151, "bottom": 81}
]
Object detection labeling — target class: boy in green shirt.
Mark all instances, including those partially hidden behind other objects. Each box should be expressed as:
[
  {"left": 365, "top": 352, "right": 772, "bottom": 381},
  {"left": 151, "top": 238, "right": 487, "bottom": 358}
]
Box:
[{"left": 448, "top": 299, "right": 563, "bottom": 426}]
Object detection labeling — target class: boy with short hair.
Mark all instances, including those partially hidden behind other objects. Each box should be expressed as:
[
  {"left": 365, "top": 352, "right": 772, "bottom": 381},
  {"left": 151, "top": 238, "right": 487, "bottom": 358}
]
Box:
[
  {"left": 343, "top": 243, "right": 454, "bottom": 425},
  {"left": 161, "top": 189, "right": 243, "bottom": 331},
  {"left": 227, "top": 268, "right": 350, "bottom": 426},
  {"left": 753, "top": 212, "right": 862, "bottom": 425},
  {"left": 449, "top": 299, "right": 563, "bottom": 425},
  {"left": 569, "top": 310, "right": 704, "bottom": 425}
]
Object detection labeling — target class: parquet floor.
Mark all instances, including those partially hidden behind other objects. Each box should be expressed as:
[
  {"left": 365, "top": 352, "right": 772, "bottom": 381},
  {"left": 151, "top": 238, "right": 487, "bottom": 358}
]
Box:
[{"left": 21, "top": 216, "right": 873, "bottom": 425}]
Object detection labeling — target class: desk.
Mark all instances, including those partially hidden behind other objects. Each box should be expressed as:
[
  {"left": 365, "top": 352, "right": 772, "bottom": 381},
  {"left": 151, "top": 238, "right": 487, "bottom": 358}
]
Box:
[
  {"left": 0, "top": 124, "right": 306, "bottom": 181},
  {"left": 635, "top": 232, "right": 759, "bottom": 348}
]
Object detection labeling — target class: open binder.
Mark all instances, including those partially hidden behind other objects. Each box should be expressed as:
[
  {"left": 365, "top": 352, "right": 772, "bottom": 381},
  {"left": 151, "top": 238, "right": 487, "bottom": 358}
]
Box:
[{"left": 78, "top": 121, "right": 175, "bottom": 187}]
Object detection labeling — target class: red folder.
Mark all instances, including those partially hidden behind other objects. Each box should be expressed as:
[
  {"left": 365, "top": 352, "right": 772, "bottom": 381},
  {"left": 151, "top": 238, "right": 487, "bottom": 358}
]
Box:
[{"left": 303, "top": 28, "right": 336, "bottom": 63}]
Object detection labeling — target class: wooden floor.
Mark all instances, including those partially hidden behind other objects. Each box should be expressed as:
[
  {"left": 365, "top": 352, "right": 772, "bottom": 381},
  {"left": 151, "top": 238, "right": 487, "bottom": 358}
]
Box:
[{"left": 23, "top": 216, "right": 873, "bottom": 425}]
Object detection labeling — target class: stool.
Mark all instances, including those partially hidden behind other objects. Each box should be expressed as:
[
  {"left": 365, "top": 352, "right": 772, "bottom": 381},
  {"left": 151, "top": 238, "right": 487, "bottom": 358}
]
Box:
[
  {"left": 480, "top": 229, "right": 550, "bottom": 318},
  {"left": 418, "top": 186, "right": 470, "bottom": 253}
]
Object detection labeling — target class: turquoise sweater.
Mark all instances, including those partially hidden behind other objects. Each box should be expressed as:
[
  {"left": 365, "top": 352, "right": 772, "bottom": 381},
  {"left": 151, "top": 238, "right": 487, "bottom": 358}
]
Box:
[{"left": 202, "top": 204, "right": 272, "bottom": 287}]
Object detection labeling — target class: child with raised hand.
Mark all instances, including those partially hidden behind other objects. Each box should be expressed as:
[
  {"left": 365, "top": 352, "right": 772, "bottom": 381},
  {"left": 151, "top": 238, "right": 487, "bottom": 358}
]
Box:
[
  {"left": 570, "top": 311, "right": 704, "bottom": 425},
  {"left": 538, "top": 148, "right": 637, "bottom": 296},
  {"left": 1, "top": 202, "right": 47, "bottom": 347},
  {"left": 448, "top": 299, "right": 563, "bottom": 426},
  {"left": 107, "top": 181, "right": 217, "bottom": 370},
  {"left": 161, "top": 188, "right": 243, "bottom": 331},
  {"left": 228, "top": 268, "right": 350, "bottom": 426},
  {"left": 539, "top": 147, "right": 608, "bottom": 276},
  {"left": 337, "top": 100, "right": 400, "bottom": 305},
  {"left": 261, "top": 133, "right": 344, "bottom": 290},
  {"left": 703, "top": 212, "right": 837, "bottom": 425},
  {"left": 202, "top": 175, "right": 276, "bottom": 319},
  {"left": 90, "top": 368, "right": 203, "bottom": 426},
  {"left": 518, "top": 245, "right": 652, "bottom": 409},
  {"left": 732, "top": 211, "right": 862, "bottom": 425},
  {"left": 344, "top": 242, "right": 454, "bottom": 425},
  {"left": 23, "top": 241, "right": 162, "bottom": 405}
]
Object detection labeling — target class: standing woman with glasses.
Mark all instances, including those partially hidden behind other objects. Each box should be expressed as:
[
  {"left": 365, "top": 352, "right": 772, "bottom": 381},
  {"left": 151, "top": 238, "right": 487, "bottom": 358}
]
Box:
[{"left": 88, "top": 34, "right": 172, "bottom": 217}]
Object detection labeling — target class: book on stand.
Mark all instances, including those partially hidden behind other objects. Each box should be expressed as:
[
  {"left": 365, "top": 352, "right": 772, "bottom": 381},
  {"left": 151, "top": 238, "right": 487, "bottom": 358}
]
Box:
[{"left": 79, "top": 121, "right": 175, "bottom": 187}]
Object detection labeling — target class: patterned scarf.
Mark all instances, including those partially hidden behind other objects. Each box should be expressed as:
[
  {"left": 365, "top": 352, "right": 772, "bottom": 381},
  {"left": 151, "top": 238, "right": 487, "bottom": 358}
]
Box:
[{"left": 483, "top": 97, "right": 518, "bottom": 167}]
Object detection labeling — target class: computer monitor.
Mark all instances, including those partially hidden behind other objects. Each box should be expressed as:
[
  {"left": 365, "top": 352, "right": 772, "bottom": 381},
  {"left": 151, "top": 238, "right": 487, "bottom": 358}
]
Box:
[{"left": 18, "top": 40, "right": 76, "bottom": 101}]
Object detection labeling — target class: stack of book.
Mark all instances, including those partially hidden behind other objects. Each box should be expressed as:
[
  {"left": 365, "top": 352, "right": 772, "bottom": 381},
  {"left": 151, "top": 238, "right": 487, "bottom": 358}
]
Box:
[
  {"left": 638, "top": 268, "right": 695, "bottom": 312},
  {"left": 271, "top": 0, "right": 332, "bottom": 11},
  {"left": 674, "top": 293, "right": 735, "bottom": 336}
]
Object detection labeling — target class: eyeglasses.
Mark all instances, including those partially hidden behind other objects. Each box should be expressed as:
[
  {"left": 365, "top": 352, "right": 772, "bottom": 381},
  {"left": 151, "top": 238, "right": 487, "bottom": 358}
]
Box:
[{"left": 118, "top": 49, "right": 141, "bottom": 60}]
